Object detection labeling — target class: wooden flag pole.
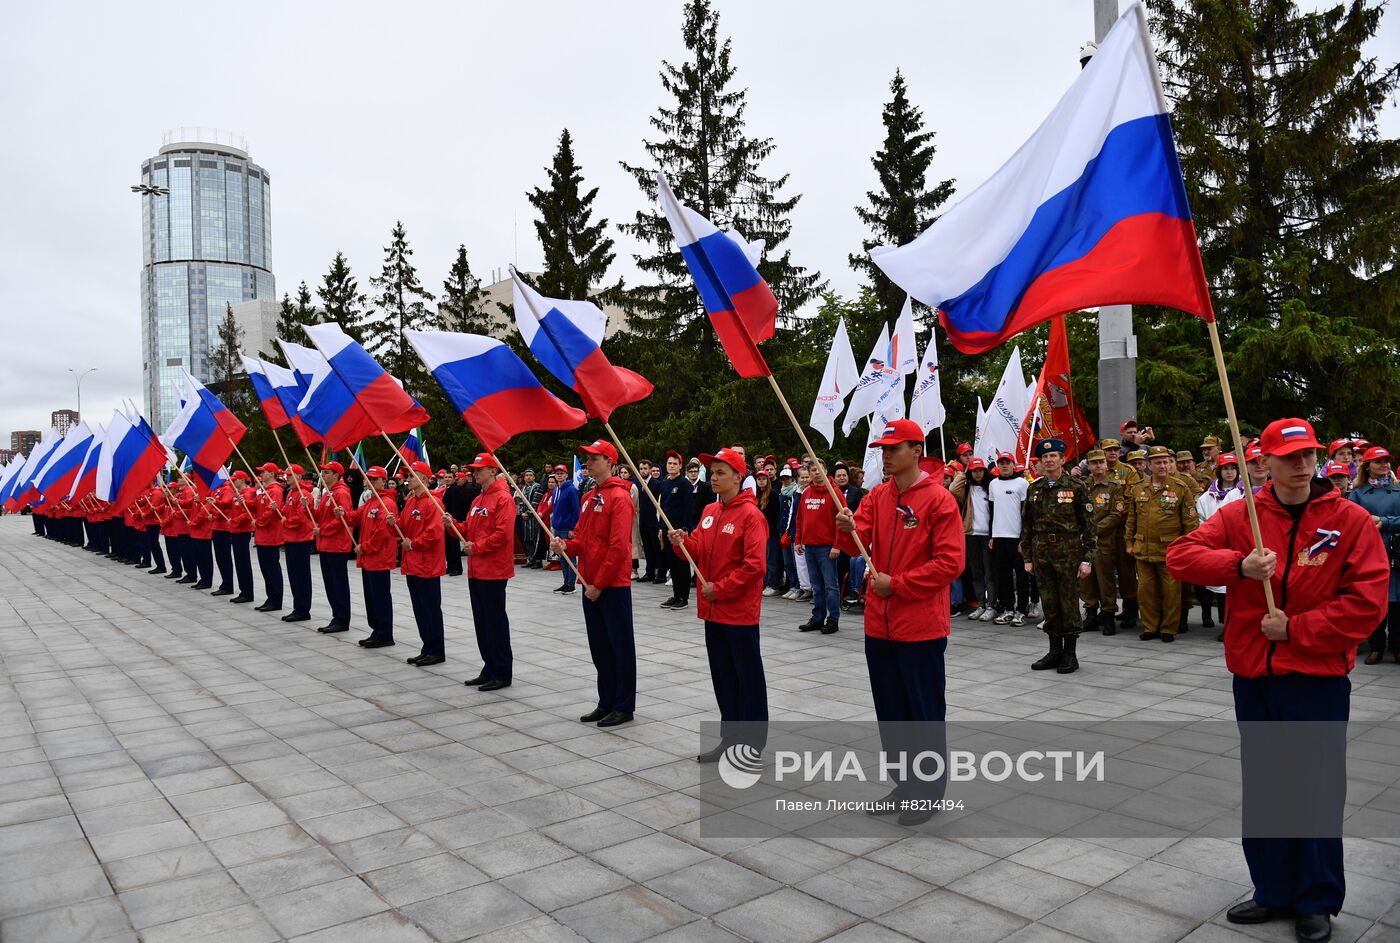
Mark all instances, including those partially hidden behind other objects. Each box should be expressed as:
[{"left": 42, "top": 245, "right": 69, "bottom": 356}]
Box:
[
  {"left": 599, "top": 420, "right": 708, "bottom": 589},
  {"left": 379, "top": 431, "right": 467, "bottom": 544},
  {"left": 1206, "top": 319, "right": 1277, "bottom": 615},
  {"left": 487, "top": 455, "right": 590, "bottom": 593},
  {"left": 230, "top": 442, "right": 285, "bottom": 522},
  {"left": 273, "top": 429, "right": 357, "bottom": 550},
  {"left": 342, "top": 444, "right": 407, "bottom": 541}
]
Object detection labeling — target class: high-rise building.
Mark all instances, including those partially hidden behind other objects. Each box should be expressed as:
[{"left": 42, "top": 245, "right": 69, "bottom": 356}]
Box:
[
  {"left": 138, "top": 130, "right": 274, "bottom": 430},
  {"left": 10, "top": 431, "right": 41, "bottom": 457},
  {"left": 51, "top": 409, "right": 79, "bottom": 436}
]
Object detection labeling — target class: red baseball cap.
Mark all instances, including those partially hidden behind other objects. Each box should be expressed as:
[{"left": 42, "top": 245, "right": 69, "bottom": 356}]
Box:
[
  {"left": 956, "top": 442, "right": 973, "bottom": 454},
  {"left": 1259, "top": 418, "right": 1323, "bottom": 456},
  {"left": 579, "top": 439, "right": 619, "bottom": 464},
  {"left": 1327, "top": 438, "right": 1353, "bottom": 455},
  {"left": 365, "top": 466, "right": 387, "bottom": 480},
  {"left": 967, "top": 457, "right": 987, "bottom": 471},
  {"left": 254, "top": 462, "right": 280, "bottom": 474},
  {"left": 869, "top": 418, "right": 924, "bottom": 448},
  {"left": 1014, "top": 463, "right": 1026, "bottom": 473},
  {"left": 996, "top": 451, "right": 1015, "bottom": 462},
  {"left": 1362, "top": 446, "right": 1392, "bottom": 463},
  {"left": 230, "top": 470, "right": 251, "bottom": 482},
  {"left": 467, "top": 452, "right": 499, "bottom": 470},
  {"left": 1120, "top": 419, "right": 1138, "bottom": 432},
  {"left": 1323, "top": 461, "right": 1350, "bottom": 478},
  {"left": 664, "top": 449, "right": 682, "bottom": 463},
  {"left": 1245, "top": 444, "right": 1264, "bottom": 461},
  {"left": 1215, "top": 453, "right": 1238, "bottom": 468},
  {"left": 321, "top": 461, "right": 344, "bottom": 475},
  {"left": 698, "top": 448, "right": 746, "bottom": 477},
  {"left": 409, "top": 460, "right": 432, "bottom": 476},
  {"left": 434, "top": 469, "right": 447, "bottom": 478},
  {"left": 553, "top": 464, "right": 568, "bottom": 475},
  {"left": 1354, "top": 439, "right": 1372, "bottom": 451},
  {"left": 286, "top": 463, "right": 304, "bottom": 476}
]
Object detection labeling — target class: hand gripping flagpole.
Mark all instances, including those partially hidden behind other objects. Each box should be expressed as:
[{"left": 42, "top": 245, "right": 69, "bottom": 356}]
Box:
[
  {"left": 229, "top": 442, "right": 285, "bottom": 522},
  {"left": 342, "top": 444, "right": 407, "bottom": 542},
  {"left": 378, "top": 431, "right": 467, "bottom": 545},
  {"left": 653, "top": 172, "right": 877, "bottom": 577},
  {"left": 487, "top": 454, "right": 591, "bottom": 594},
  {"left": 271, "top": 428, "right": 358, "bottom": 551}
]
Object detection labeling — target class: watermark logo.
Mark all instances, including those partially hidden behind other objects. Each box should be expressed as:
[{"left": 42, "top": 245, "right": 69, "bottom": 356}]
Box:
[{"left": 719, "top": 744, "right": 763, "bottom": 789}]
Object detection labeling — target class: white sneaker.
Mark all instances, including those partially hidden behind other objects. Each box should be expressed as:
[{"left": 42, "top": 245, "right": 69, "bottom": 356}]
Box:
[
  {"left": 1028, "top": 602, "right": 1043, "bottom": 620},
  {"left": 994, "top": 611, "right": 1013, "bottom": 625},
  {"left": 1012, "top": 612, "right": 1026, "bottom": 627},
  {"left": 762, "top": 587, "right": 778, "bottom": 597},
  {"left": 782, "top": 589, "right": 800, "bottom": 600},
  {"left": 979, "top": 608, "right": 997, "bottom": 622},
  {"left": 968, "top": 606, "right": 985, "bottom": 621}
]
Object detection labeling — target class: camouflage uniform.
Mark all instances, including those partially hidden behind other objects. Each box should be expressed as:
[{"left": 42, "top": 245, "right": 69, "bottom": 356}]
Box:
[
  {"left": 1021, "top": 472, "right": 1095, "bottom": 640},
  {"left": 1099, "top": 438, "right": 1139, "bottom": 625},
  {"left": 1078, "top": 471, "right": 1128, "bottom": 626},
  {"left": 1125, "top": 447, "right": 1200, "bottom": 640}
]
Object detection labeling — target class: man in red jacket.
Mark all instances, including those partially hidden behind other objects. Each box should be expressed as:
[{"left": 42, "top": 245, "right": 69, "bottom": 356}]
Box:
[
  {"left": 281, "top": 464, "right": 317, "bottom": 624},
  {"left": 400, "top": 461, "right": 446, "bottom": 667},
  {"left": 1168, "top": 418, "right": 1388, "bottom": 943},
  {"left": 314, "top": 461, "right": 356, "bottom": 634},
  {"left": 208, "top": 477, "right": 236, "bottom": 596},
  {"left": 337, "top": 466, "right": 398, "bottom": 649},
  {"left": 179, "top": 481, "right": 215, "bottom": 589},
  {"left": 796, "top": 459, "right": 847, "bottom": 634},
  {"left": 551, "top": 440, "right": 636, "bottom": 728},
  {"left": 252, "top": 463, "right": 285, "bottom": 612},
  {"left": 836, "top": 419, "right": 965, "bottom": 826},
  {"left": 447, "top": 452, "right": 516, "bottom": 691},
  {"left": 218, "top": 472, "right": 256, "bottom": 603},
  {"left": 669, "top": 447, "right": 769, "bottom": 762}
]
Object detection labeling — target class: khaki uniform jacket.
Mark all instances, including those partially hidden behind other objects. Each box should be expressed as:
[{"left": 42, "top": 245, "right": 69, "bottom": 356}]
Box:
[{"left": 1126, "top": 477, "right": 1199, "bottom": 561}]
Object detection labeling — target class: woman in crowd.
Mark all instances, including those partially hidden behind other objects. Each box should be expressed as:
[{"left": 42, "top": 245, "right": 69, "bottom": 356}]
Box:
[
  {"left": 1195, "top": 452, "right": 1245, "bottom": 641},
  {"left": 1350, "top": 445, "right": 1400, "bottom": 665}
]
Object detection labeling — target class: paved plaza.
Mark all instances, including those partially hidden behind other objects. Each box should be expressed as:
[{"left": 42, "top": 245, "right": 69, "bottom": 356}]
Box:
[{"left": 1, "top": 515, "right": 1398, "bottom": 943}]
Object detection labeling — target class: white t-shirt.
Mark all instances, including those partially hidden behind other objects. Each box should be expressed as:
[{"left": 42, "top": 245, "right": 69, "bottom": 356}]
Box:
[
  {"left": 969, "top": 486, "right": 991, "bottom": 536},
  {"left": 988, "top": 476, "right": 1028, "bottom": 538}
]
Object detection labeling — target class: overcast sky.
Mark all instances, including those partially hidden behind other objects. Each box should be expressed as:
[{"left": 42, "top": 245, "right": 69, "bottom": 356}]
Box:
[{"left": 1, "top": 0, "right": 1395, "bottom": 440}]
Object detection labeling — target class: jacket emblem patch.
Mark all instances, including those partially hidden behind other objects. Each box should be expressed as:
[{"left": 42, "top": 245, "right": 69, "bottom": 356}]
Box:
[{"left": 721, "top": 522, "right": 735, "bottom": 535}]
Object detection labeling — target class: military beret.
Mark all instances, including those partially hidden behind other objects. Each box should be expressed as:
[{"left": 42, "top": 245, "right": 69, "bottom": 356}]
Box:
[
  {"left": 1033, "top": 438, "right": 1067, "bottom": 458},
  {"left": 1146, "top": 445, "right": 1173, "bottom": 460},
  {"left": 1085, "top": 449, "right": 1106, "bottom": 462}
]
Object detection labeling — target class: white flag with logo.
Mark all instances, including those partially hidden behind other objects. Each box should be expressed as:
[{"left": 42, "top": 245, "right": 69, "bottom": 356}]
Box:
[
  {"left": 809, "top": 317, "right": 859, "bottom": 448},
  {"left": 842, "top": 324, "right": 903, "bottom": 436},
  {"left": 983, "top": 347, "right": 1029, "bottom": 462},
  {"left": 892, "top": 296, "right": 918, "bottom": 375},
  {"left": 909, "top": 329, "right": 946, "bottom": 435},
  {"left": 863, "top": 440, "right": 885, "bottom": 489},
  {"left": 973, "top": 397, "right": 988, "bottom": 461}
]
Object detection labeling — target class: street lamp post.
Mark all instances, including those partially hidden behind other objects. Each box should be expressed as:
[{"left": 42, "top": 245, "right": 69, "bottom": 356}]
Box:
[{"left": 68, "top": 367, "right": 96, "bottom": 419}]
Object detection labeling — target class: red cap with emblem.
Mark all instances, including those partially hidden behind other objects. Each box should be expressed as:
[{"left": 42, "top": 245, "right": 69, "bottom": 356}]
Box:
[
  {"left": 365, "top": 466, "right": 387, "bottom": 480},
  {"left": 1260, "top": 418, "right": 1323, "bottom": 456},
  {"left": 321, "top": 461, "right": 344, "bottom": 475},
  {"left": 869, "top": 418, "right": 924, "bottom": 448},
  {"left": 467, "top": 452, "right": 499, "bottom": 470},
  {"left": 1362, "top": 446, "right": 1391, "bottom": 463},
  {"left": 579, "top": 439, "right": 619, "bottom": 464},
  {"left": 409, "top": 460, "right": 432, "bottom": 476},
  {"left": 698, "top": 448, "right": 746, "bottom": 477}
]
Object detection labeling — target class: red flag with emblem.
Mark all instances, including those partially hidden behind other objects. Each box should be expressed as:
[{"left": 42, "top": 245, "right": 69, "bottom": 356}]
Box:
[{"left": 1019, "top": 316, "right": 1095, "bottom": 462}]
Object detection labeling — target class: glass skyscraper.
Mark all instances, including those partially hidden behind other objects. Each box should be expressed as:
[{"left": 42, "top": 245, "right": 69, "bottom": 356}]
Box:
[{"left": 138, "top": 133, "right": 274, "bottom": 429}]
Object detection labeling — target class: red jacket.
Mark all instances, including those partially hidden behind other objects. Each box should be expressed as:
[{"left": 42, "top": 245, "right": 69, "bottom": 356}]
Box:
[
  {"left": 456, "top": 477, "right": 515, "bottom": 581},
  {"left": 349, "top": 492, "right": 399, "bottom": 571},
  {"left": 282, "top": 481, "right": 316, "bottom": 543},
  {"left": 399, "top": 490, "right": 446, "bottom": 578},
  {"left": 795, "top": 484, "right": 846, "bottom": 547},
  {"left": 835, "top": 472, "right": 965, "bottom": 642},
  {"left": 253, "top": 482, "right": 284, "bottom": 546},
  {"left": 178, "top": 487, "right": 214, "bottom": 540},
  {"left": 1166, "top": 479, "right": 1388, "bottom": 678},
  {"left": 159, "top": 490, "right": 186, "bottom": 536},
  {"left": 315, "top": 482, "right": 354, "bottom": 553},
  {"left": 216, "top": 484, "right": 255, "bottom": 533},
  {"left": 206, "top": 490, "right": 230, "bottom": 532},
  {"left": 564, "top": 476, "right": 635, "bottom": 589},
  {"left": 682, "top": 489, "right": 768, "bottom": 625}
]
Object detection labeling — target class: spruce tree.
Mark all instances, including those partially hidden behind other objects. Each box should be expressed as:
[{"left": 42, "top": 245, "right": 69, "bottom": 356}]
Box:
[
  {"left": 851, "top": 70, "right": 956, "bottom": 325},
  {"left": 528, "top": 129, "right": 622, "bottom": 303},
  {"left": 274, "top": 280, "right": 317, "bottom": 351},
  {"left": 366, "top": 221, "right": 435, "bottom": 391},
  {"left": 318, "top": 251, "right": 369, "bottom": 344},
  {"left": 620, "top": 0, "right": 825, "bottom": 337},
  {"left": 439, "top": 244, "right": 491, "bottom": 334},
  {"left": 1148, "top": 0, "right": 1400, "bottom": 441},
  {"left": 208, "top": 303, "right": 247, "bottom": 403}
]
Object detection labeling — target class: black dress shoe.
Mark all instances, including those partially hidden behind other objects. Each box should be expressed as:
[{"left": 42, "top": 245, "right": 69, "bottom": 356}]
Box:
[
  {"left": 359, "top": 638, "right": 395, "bottom": 648},
  {"left": 176, "top": 576, "right": 197, "bottom": 584},
  {"left": 463, "top": 675, "right": 489, "bottom": 686},
  {"left": 798, "top": 619, "right": 822, "bottom": 632},
  {"left": 697, "top": 743, "right": 727, "bottom": 763},
  {"left": 651, "top": 576, "right": 667, "bottom": 584},
  {"left": 210, "top": 588, "right": 233, "bottom": 596},
  {"left": 192, "top": 582, "right": 212, "bottom": 590},
  {"left": 317, "top": 624, "right": 348, "bottom": 634},
  {"left": 478, "top": 679, "right": 511, "bottom": 692},
  {"left": 230, "top": 595, "right": 253, "bottom": 604},
  {"left": 281, "top": 612, "right": 310, "bottom": 623},
  {"left": 411, "top": 655, "right": 445, "bottom": 667},
  {"left": 1295, "top": 914, "right": 1330, "bottom": 942},
  {"left": 1161, "top": 633, "right": 1175, "bottom": 643},
  {"left": 659, "top": 597, "right": 679, "bottom": 609},
  {"left": 553, "top": 585, "right": 575, "bottom": 594},
  {"left": 1226, "top": 902, "right": 1289, "bottom": 925},
  {"left": 255, "top": 603, "right": 282, "bottom": 612},
  {"left": 821, "top": 619, "right": 839, "bottom": 634},
  {"left": 164, "top": 572, "right": 183, "bottom": 580},
  {"left": 1139, "top": 631, "right": 1157, "bottom": 640},
  {"left": 148, "top": 567, "right": 167, "bottom": 574},
  {"left": 597, "top": 710, "right": 633, "bottom": 728},
  {"left": 579, "top": 707, "right": 609, "bottom": 723}
]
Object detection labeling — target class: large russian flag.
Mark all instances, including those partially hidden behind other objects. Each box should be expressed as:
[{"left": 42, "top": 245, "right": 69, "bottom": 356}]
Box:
[
  {"left": 304, "top": 323, "right": 430, "bottom": 450},
  {"left": 160, "top": 370, "right": 246, "bottom": 478},
  {"left": 510, "top": 271, "right": 652, "bottom": 422},
  {"left": 869, "top": 2, "right": 1213, "bottom": 354},
  {"left": 4, "top": 429, "right": 60, "bottom": 510},
  {"left": 655, "top": 172, "right": 777, "bottom": 378},
  {"left": 404, "top": 329, "right": 586, "bottom": 452},
  {"left": 36, "top": 422, "right": 95, "bottom": 502},
  {"left": 67, "top": 428, "right": 105, "bottom": 502},
  {"left": 240, "top": 354, "right": 290, "bottom": 426},
  {"left": 273, "top": 341, "right": 329, "bottom": 447},
  {"left": 96, "top": 410, "right": 166, "bottom": 512}
]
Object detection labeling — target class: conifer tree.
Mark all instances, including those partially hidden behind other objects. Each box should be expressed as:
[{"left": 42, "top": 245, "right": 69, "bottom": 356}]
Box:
[
  {"left": 318, "top": 251, "right": 369, "bottom": 344},
  {"left": 208, "top": 304, "right": 248, "bottom": 409},
  {"left": 528, "top": 129, "right": 622, "bottom": 303},
  {"left": 439, "top": 244, "right": 491, "bottom": 334},
  {"left": 274, "top": 280, "right": 317, "bottom": 351},
  {"left": 366, "top": 222, "right": 435, "bottom": 391}
]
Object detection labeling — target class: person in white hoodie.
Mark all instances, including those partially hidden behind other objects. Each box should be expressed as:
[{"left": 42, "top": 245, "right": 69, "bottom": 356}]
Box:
[{"left": 1194, "top": 452, "right": 1245, "bottom": 641}]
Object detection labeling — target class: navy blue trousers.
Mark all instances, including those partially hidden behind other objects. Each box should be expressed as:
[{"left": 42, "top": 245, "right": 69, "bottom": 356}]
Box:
[
  {"left": 406, "top": 575, "right": 444, "bottom": 658},
  {"left": 229, "top": 532, "right": 253, "bottom": 597},
  {"left": 256, "top": 544, "right": 283, "bottom": 607},
  {"left": 177, "top": 534, "right": 196, "bottom": 579},
  {"left": 865, "top": 635, "right": 948, "bottom": 799},
  {"left": 191, "top": 537, "right": 214, "bottom": 587},
  {"left": 284, "top": 540, "right": 313, "bottom": 615},
  {"left": 164, "top": 535, "right": 182, "bottom": 577},
  {"left": 146, "top": 526, "right": 164, "bottom": 569},
  {"left": 212, "top": 531, "right": 233, "bottom": 591},
  {"left": 583, "top": 587, "right": 635, "bottom": 713},
  {"left": 468, "top": 577, "right": 513, "bottom": 682},
  {"left": 362, "top": 568, "right": 393, "bottom": 640},
  {"left": 1234, "top": 674, "right": 1349, "bottom": 916},
  {"left": 705, "top": 621, "right": 768, "bottom": 749},
  {"left": 319, "top": 551, "right": 352, "bottom": 626}
]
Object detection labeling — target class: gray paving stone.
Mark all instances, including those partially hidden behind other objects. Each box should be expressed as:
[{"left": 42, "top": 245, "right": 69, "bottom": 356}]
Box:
[
  {"left": 645, "top": 857, "right": 782, "bottom": 916},
  {"left": 0, "top": 894, "right": 134, "bottom": 943},
  {"left": 501, "top": 855, "right": 632, "bottom": 913},
  {"left": 401, "top": 881, "right": 542, "bottom": 940},
  {"left": 287, "top": 909, "right": 438, "bottom": 943},
  {"left": 555, "top": 885, "right": 698, "bottom": 943},
  {"left": 362, "top": 851, "right": 491, "bottom": 907},
  {"left": 714, "top": 887, "right": 863, "bottom": 943},
  {"left": 105, "top": 843, "right": 224, "bottom": 892},
  {"left": 0, "top": 864, "right": 113, "bottom": 920},
  {"left": 1041, "top": 889, "right": 1199, "bottom": 943},
  {"left": 117, "top": 869, "right": 249, "bottom": 929},
  {"left": 877, "top": 890, "right": 1029, "bottom": 943},
  {"left": 588, "top": 832, "right": 713, "bottom": 882},
  {"left": 255, "top": 875, "right": 388, "bottom": 938},
  {"left": 228, "top": 846, "right": 353, "bottom": 899}
]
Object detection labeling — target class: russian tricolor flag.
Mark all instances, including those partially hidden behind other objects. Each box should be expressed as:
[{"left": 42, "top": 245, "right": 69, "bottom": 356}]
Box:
[
  {"left": 398, "top": 429, "right": 428, "bottom": 467},
  {"left": 36, "top": 422, "right": 95, "bottom": 502},
  {"left": 160, "top": 370, "right": 247, "bottom": 479},
  {"left": 404, "top": 329, "right": 586, "bottom": 452},
  {"left": 4, "top": 429, "right": 60, "bottom": 510},
  {"left": 240, "top": 354, "right": 290, "bottom": 427},
  {"left": 95, "top": 409, "right": 167, "bottom": 512},
  {"left": 655, "top": 171, "right": 777, "bottom": 378},
  {"left": 303, "top": 323, "right": 431, "bottom": 451},
  {"left": 510, "top": 271, "right": 653, "bottom": 422},
  {"left": 274, "top": 341, "right": 332, "bottom": 447},
  {"left": 67, "top": 427, "right": 105, "bottom": 502},
  {"left": 869, "top": 3, "right": 1213, "bottom": 354}
]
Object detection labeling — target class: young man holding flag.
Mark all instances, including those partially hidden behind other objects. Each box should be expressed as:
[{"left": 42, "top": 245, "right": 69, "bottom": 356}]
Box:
[
  {"left": 314, "top": 461, "right": 355, "bottom": 633},
  {"left": 446, "top": 452, "right": 517, "bottom": 691},
  {"left": 400, "top": 461, "right": 446, "bottom": 667},
  {"left": 253, "top": 463, "right": 285, "bottom": 613},
  {"left": 280, "top": 464, "right": 316, "bottom": 624},
  {"left": 336, "top": 466, "right": 398, "bottom": 649},
  {"left": 219, "top": 471, "right": 256, "bottom": 603}
]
